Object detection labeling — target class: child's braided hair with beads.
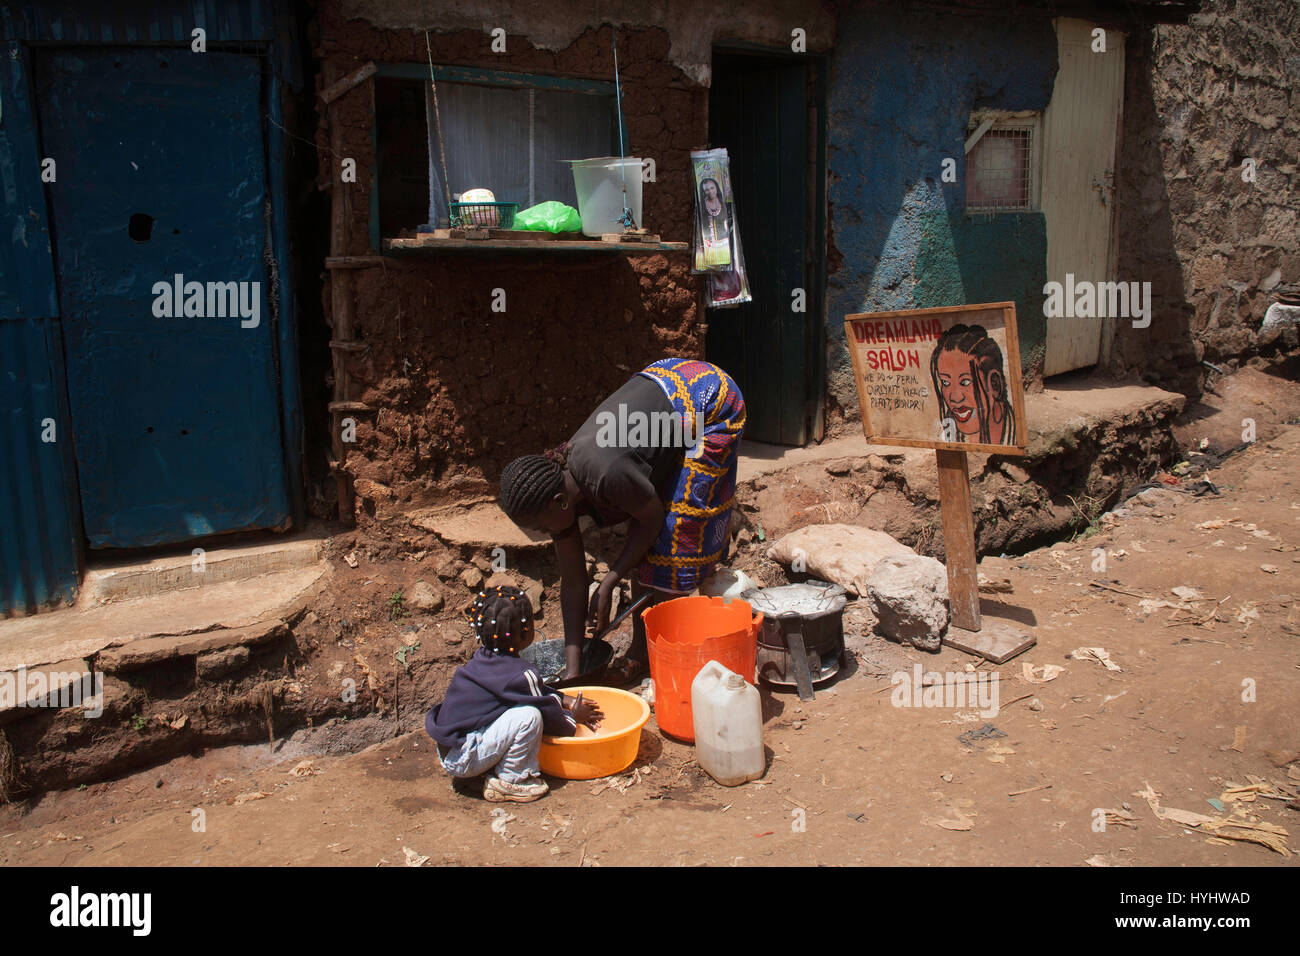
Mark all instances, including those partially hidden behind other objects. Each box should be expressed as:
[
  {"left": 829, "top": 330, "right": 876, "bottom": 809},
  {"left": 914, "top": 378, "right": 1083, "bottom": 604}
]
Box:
[{"left": 463, "top": 585, "right": 535, "bottom": 655}]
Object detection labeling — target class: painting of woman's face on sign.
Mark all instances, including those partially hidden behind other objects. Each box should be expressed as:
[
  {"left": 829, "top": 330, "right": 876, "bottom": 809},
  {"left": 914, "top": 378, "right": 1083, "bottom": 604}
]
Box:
[
  {"left": 842, "top": 302, "right": 1027, "bottom": 455},
  {"left": 931, "top": 324, "right": 1016, "bottom": 446}
]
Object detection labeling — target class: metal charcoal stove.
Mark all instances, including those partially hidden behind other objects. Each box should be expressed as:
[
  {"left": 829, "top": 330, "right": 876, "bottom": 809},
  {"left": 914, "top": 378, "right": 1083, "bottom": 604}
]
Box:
[{"left": 742, "top": 581, "right": 847, "bottom": 701}]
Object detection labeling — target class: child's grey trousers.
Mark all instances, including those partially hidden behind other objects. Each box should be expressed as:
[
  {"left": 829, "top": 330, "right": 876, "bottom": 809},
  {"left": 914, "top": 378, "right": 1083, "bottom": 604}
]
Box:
[{"left": 438, "top": 706, "right": 543, "bottom": 783}]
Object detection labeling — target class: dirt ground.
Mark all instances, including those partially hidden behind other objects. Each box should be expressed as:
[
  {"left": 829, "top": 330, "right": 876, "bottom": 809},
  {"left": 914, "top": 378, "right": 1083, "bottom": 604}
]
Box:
[{"left": 3, "top": 400, "right": 1298, "bottom": 866}]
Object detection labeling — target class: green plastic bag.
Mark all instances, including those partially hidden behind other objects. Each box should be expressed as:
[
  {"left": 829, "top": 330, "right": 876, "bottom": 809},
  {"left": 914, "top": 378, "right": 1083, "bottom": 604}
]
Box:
[{"left": 513, "top": 201, "right": 582, "bottom": 234}]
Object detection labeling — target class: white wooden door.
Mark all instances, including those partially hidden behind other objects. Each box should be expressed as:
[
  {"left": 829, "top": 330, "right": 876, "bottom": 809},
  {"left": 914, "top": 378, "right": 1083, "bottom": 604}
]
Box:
[{"left": 1041, "top": 18, "right": 1126, "bottom": 376}]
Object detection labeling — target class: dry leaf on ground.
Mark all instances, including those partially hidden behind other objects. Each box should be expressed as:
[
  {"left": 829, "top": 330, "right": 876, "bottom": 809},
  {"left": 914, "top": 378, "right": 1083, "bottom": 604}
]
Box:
[
  {"left": 403, "top": 846, "right": 429, "bottom": 867},
  {"left": 1103, "top": 808, "right": 1138, "bottom": 829},
  {"left": 1136, "top": 782, "right": 1291, "bottom": 857},
  {"left": 1195, "top": 519, "right": 1233, "bottom": 531},
  {"left": 1070, "top": 647, "right": 1122, "bottom": 671},
  {"left": 930, "top": 808, "right": 975, "bottom": 831},
  {"left": 1023, "top": 662, "right": 1065, "bottom": 683},
  {"left": 1221, "top": 776, "right": 1292, "bottom": 803}
]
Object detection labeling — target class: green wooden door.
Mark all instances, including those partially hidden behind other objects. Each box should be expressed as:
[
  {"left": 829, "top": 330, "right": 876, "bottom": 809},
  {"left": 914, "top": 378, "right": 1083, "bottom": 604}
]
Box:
[{"left": 706, "top": 54, "right": 818, "bottom": 446}]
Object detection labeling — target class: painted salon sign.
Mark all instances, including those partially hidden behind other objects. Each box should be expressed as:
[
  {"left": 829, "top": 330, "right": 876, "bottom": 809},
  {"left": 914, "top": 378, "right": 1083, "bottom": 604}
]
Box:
[{"left": 844, "top": 302, "right": 1028, "bottom": 455}]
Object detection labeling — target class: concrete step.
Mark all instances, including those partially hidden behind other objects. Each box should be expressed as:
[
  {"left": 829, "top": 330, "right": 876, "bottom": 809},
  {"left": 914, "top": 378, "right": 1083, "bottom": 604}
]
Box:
[
  {"left": 739, "top": 381, "right": 1185, "bottom": 482},
  {"left": 0, "top": 564, "right": 327, "bottom": 672},
  {"left": 733, "top": 379, "right": 1187, "bottom": 559},
  {"left": 81, "top": 532, "right": 327, "bottom": 605}
]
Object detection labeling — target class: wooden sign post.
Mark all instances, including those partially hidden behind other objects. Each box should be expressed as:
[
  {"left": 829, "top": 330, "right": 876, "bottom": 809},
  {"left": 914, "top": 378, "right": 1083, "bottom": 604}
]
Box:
[
  {"left": 844, "top": 302, "right": 1028, "bottom": 641},
  {"left": 935, "top": 449, "right": 981, "bottom": 630}
]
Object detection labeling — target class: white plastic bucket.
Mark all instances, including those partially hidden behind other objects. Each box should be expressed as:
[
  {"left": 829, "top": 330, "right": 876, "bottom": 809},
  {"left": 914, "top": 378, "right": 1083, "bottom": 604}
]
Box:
[
  {"left": 700, "top": 568, "right": 759, "bottom": 602},
  {"left": 568, "top": 157, "right": 643, "bottom": 237}
]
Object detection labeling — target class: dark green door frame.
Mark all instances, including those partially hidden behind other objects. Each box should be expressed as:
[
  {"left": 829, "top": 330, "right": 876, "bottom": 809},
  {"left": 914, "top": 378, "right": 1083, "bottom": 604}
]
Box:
[{"left": 706, "top": 45, "right": 828, "bottom": 446}]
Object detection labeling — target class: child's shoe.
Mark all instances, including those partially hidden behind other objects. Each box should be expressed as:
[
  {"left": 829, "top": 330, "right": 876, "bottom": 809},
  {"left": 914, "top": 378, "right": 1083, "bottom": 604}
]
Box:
[{"left": 484, "top": 775, "right": 550, "bottom": 803}]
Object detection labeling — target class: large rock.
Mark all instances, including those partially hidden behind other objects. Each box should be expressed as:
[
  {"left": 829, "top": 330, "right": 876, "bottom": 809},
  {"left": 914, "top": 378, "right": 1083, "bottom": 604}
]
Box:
[
  {"left": 406, "top": 580, "right": 445, "bottom": 613},
  {"left": 766, "top": 524, "right": 916, "bottom": 596},
  {"left": 865, "top": 554, "right": 950, "bottom": 652}
]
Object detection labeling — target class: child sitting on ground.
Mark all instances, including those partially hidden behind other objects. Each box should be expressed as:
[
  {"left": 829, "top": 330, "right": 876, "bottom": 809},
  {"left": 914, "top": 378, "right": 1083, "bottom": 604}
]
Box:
[{"left": 426, "top": 585, "right": 603, "bottom": 803}]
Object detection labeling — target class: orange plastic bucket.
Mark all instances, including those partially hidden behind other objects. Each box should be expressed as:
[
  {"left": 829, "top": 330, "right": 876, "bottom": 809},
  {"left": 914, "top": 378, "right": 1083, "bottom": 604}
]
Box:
[{"left": 642, "top": 596, "right": 761, "bottom": 742}]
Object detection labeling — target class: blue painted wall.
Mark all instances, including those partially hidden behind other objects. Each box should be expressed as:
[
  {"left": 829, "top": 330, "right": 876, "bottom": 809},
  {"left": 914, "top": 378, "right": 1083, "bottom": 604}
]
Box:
[{"left": 825, "top": 5, "right": 1057, "bottom": 411}]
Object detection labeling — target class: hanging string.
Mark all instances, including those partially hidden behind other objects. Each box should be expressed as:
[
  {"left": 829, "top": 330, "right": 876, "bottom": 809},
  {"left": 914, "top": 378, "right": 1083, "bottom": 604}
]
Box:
[
  {"left": 610, "top": 23, "right": 635, "bottom": 230},
  {"left": 529, "top": 87, "right": 536, "bottom": 207},
  {"left": 425, "top": 29, "right": 453, "bottom": 218}
]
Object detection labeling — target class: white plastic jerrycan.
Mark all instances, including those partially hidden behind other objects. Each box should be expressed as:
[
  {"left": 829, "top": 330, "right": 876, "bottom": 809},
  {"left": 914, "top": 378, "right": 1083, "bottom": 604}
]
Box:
[{"left": 692, "top": 660, "right": 765, "bottom": 786}]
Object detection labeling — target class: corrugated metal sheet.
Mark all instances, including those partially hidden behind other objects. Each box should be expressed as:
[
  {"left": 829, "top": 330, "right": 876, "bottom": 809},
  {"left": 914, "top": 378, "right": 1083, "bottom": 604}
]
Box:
[
  {"left": 1, "top": 1, "right": 270, "bottom": 45},
  {"left": 1041, "top": 17, "right": 1126, "bottom": 376},
  {"left": 1, "top": 39, "right": 81, "bottom": 615},
  {"left": 0, "top": 317, "right": 82, "bottom": 615},
  {"left": 0, "top": 39, "right": 57, "bottom": 319}
]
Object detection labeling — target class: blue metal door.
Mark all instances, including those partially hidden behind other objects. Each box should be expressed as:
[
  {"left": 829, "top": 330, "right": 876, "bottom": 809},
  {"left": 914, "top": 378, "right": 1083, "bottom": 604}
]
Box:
[{"left": 36, "top": 48, "right": 290, "bottom": 548}]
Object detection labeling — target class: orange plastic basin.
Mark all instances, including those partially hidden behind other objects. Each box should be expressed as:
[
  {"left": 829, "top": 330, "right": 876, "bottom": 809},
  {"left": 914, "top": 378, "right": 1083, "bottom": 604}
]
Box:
[{"left": 539, "top": 686, "right": 650, "bottom": 780}]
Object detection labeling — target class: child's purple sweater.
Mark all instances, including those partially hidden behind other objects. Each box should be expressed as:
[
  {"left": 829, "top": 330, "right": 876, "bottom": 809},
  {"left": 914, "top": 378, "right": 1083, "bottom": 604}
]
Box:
[{"left": 426, "top": 648, "right": 577, "bottom": 750}]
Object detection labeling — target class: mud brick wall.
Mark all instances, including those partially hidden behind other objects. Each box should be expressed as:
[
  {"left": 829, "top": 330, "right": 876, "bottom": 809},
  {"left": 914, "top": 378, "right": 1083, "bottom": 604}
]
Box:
[
  {"left": 1111, "top": 0, "right": 1300, "bottom": 393},
  {"left": 313, "top": 5, "right": 707, "bottom": 517}
]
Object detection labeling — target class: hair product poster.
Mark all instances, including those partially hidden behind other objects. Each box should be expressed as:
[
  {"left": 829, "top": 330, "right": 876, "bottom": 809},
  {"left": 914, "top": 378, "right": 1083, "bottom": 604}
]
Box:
[
  {"left": 843, "top": 302, "right": 1028, "bottom": 455},
  {"left": 690, "top": 147, "right": 751, "bottom": 309}
]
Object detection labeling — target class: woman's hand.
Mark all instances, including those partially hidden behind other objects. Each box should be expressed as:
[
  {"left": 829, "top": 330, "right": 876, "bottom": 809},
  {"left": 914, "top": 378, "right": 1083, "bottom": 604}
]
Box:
[{"left": 587, "top": 570, "right": 621, "bottom": 637}]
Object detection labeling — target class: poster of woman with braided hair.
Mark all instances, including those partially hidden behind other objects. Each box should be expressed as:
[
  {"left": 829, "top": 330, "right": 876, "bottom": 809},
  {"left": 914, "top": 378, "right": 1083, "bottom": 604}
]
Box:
[{"left": 842, "top": 302, "right": 1027, "bottom": 455}]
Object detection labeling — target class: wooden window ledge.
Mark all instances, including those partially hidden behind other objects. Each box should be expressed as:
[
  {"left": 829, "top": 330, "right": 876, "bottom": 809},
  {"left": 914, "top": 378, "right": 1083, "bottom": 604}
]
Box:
[{"left": 380, "top": 229, "right": 688, "bottom": 257}]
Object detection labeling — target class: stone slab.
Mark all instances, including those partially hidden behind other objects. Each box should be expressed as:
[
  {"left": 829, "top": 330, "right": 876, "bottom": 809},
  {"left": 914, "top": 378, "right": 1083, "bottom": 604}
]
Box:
[
  {"left": 82, "top": 532, "right": 327, "bottom": 604},
  {"left": 96, "top": 620, "right": 287, "bottom": 673},
  {"left": 410, "top": 500, "right": 551, "bottom": 550},
  {"left": 0, "top": 565, "right": 325, "bottom": 672},
  {"left": 0, "top": 658, "right": 94, "bottom": 716},
  {"left": 942, "top": 618, "right": 1037, "bottom": 664}
]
